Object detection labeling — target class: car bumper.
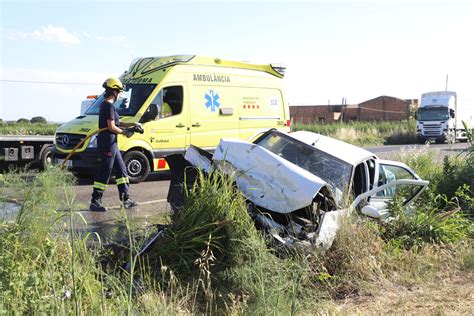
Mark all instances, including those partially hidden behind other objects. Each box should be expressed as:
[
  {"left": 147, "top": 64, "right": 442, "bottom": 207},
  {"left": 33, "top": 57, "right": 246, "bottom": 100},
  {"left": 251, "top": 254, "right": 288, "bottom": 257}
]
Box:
[{"left": 52, "top": 147, "right": 102, "bottom": 174}]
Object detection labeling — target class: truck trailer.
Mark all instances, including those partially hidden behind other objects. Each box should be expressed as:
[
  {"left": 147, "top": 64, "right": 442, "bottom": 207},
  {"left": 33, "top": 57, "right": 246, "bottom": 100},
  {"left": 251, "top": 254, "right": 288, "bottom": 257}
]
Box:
[{"left": 0, "top": 135, "right": 54, "bottom": 171}]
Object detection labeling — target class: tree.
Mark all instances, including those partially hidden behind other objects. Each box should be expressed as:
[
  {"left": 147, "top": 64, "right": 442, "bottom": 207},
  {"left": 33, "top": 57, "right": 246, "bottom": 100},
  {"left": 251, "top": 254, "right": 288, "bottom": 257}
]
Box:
[
  {"left": 17, "top": 118, "right": 30, "bottom": 124},
  {"left": 30, "top": 116, "right": 47, "bottom": 124}
]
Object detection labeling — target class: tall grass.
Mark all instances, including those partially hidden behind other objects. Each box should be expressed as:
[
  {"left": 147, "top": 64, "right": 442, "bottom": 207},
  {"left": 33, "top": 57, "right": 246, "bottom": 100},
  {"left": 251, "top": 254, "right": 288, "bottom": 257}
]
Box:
[
  {"left": 0, "top": 168, "right": 170, "bottom": 314},
  {"left": 293, "top": 120, "right": 417, "bottom": 146},
  {"left": 144, "top": 170, "right": 305, "bottom": 314},
  {"left": 0, "top": 122, "right": 59, "bottom": 135}
]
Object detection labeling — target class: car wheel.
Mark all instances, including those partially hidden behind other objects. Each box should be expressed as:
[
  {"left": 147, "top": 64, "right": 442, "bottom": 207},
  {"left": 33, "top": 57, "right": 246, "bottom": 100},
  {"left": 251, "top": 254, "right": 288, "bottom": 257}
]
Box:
[
  {"left": 123, "top": 150, "right": 150, "bottom": 183},
  {"left": 40, "top": 145, "right": 53, "bottom": 170}
]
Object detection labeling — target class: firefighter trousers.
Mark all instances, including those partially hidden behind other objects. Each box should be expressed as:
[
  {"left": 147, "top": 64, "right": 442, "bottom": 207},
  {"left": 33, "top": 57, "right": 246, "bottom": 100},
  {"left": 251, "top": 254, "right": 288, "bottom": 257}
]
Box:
[{"left": 91, "top": 144, "right": 129, "bottom": 202}]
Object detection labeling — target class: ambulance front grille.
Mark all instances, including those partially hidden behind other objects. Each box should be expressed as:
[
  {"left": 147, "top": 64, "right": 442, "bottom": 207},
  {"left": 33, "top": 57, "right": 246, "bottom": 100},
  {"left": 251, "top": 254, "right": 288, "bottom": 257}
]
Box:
[{"left": 55, "top": 133, "right": 86, "bottom": 150}]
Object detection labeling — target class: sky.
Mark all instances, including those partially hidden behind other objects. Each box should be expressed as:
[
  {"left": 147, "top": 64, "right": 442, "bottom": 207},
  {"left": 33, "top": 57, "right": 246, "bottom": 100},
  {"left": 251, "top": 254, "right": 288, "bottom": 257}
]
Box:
[{"left": 1, "top": 0, "right": 473, "bottom": 122}]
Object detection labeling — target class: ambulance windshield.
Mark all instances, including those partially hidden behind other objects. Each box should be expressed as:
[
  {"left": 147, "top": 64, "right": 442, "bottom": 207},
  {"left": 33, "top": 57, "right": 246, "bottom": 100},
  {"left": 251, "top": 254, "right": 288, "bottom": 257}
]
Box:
[{"left": 85, "top": 84, "right": 157, "bottom": 116}]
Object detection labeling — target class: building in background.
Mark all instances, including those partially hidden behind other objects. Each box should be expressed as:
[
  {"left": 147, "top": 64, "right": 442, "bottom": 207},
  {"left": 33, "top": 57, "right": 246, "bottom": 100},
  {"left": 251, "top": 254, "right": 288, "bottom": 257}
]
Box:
[{"left": 290, "top": 96, "right": 418, "bottom": 124}]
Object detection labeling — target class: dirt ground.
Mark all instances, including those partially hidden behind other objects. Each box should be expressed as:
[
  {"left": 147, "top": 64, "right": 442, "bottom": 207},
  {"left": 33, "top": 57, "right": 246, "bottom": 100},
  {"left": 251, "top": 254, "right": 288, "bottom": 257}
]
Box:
[{"left": 330, "top": 270, "right": 474, "bottom": 315}]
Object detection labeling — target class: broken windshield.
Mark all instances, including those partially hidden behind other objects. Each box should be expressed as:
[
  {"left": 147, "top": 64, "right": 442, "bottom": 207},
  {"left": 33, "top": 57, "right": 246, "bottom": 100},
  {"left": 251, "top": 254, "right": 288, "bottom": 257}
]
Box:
[
  {"left": 85, "top": 83, "right": 157, "bottom": 116},
  {"left": 255, "top": 131, "right": 352, "bottom": 193}
]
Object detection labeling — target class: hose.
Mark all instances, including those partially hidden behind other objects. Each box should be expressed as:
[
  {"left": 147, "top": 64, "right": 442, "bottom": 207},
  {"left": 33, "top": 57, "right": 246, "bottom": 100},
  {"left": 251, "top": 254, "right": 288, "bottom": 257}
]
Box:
[
  {"left": 61, "top": 127, "right": 108, "bottom": 167},
  {"left": 60, "top": 124, "right": 143, "bottom": 167}
]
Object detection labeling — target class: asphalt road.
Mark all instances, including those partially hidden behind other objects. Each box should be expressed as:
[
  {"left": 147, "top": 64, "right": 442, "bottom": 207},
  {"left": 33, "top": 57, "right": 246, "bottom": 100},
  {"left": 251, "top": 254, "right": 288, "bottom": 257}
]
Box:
[{"left": 71, "top": 142, "right": 469, "bottom": 240}]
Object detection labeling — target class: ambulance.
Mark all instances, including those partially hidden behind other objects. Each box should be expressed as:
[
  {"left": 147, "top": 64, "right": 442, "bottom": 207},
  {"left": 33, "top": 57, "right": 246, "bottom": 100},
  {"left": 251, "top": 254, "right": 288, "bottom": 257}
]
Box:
[{"left": 53, "top": 55, "right": 290, "bottom": 182}]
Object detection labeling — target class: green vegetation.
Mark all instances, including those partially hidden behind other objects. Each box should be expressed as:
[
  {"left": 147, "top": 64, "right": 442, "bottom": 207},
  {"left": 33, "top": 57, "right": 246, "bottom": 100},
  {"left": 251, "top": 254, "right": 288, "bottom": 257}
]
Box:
[
  {"left": 0, "top": 142, "right": 472, "bottom": 314},
  {"left": 30, "top": 116, "right": 48, "bottom": 124},
  {"left": 293, "top": 120, "right": 417, "bottom": 146},
  {"left": 0, "top": 121, "right": 59, "bottom": 135}
]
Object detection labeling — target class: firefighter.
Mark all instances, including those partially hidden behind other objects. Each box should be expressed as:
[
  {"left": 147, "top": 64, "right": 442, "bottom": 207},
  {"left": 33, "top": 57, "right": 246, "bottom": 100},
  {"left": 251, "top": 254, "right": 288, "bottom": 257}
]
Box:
[{"left": 90, "top": 77, "right": 139, "bottom": 212}]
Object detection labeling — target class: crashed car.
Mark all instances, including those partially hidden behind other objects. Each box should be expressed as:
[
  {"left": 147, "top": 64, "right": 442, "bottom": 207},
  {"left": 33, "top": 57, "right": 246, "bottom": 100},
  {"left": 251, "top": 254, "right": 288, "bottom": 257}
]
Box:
[{"left": 166, "top": 129, "right": 428, "bottom": 249}]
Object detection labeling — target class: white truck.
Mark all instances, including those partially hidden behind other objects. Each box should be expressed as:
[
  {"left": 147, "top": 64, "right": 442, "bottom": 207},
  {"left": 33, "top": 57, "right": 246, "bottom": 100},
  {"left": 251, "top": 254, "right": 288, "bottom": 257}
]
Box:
[{"left": 416, "top": 91, "right": 472, "bottom": 143}]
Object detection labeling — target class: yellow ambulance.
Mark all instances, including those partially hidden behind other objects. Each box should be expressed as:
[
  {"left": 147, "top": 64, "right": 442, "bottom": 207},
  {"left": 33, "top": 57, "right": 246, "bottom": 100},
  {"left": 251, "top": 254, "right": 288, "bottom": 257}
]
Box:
[{"left": 53, "top": 55, "right": 290, "bottom": 182}]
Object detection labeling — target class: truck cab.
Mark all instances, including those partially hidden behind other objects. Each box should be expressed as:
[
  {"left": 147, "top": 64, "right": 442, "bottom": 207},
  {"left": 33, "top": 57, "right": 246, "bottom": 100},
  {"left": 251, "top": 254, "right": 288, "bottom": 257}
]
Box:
[{"left": 416, "top": 91, "right": 457, "bottom": 143}]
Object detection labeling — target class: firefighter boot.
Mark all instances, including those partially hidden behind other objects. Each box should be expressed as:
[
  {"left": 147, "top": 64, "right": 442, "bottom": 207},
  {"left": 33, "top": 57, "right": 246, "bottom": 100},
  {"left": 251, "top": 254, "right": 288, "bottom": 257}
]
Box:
[
  {"left": 123, "top": 198, "right": 138, "bottom": 209},
  {"left": 90, "top": 199, "right": 107, "bottom": 212}
]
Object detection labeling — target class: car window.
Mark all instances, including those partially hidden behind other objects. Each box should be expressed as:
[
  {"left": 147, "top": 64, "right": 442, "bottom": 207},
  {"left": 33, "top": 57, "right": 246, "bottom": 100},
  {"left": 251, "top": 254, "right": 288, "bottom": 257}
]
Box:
[
  {"left": 255, "top": 131, "right": 352, "bottom": 193},
  {"left": 371, "top": 183, "right": 425, "bottom": 205},
  {"left": 377, "top": 164, "right": 416, "bottom": 198},
  {"left": 149, "top": 86, "right": 184, "bottom": 119}
]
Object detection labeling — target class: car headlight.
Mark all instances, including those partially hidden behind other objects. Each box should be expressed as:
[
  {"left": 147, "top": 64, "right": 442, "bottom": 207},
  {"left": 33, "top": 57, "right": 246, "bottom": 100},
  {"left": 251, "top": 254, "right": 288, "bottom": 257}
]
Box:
[{"left": 88, "top": 134, "right": 97, "bottom": 148}]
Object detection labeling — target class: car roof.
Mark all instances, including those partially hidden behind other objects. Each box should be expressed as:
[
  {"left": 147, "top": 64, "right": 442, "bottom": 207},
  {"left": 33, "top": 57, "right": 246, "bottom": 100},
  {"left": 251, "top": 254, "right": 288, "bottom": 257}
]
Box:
[{"left": 287, "top": 130, "right": 377, "bottom": 166}]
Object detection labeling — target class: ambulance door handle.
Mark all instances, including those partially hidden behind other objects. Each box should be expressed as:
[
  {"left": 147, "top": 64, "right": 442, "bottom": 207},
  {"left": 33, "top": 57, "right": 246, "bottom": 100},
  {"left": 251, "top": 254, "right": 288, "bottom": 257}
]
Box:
[
  {"left": 192, "top": 123, "right": 201, "bottom": 128},
  {"left": 176, "top": 123, "right": 185, "bottom": 128}
]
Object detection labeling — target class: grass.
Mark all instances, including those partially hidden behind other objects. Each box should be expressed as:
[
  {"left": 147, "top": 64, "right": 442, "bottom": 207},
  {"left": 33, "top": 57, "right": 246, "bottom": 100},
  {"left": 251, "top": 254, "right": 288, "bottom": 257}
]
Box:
[
  {"left": 0, "top": 143, "right": 473, "bottom": 313},
  {"left": 293, "top": 120, "right": 417, "bottom": 146},
  {"left": 0, "top": 121, "right": 59, "bottom": 135}
]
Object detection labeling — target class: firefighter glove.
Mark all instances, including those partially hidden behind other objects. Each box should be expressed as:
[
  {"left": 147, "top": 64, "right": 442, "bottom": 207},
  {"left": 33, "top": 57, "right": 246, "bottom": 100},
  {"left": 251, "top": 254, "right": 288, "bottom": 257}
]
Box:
[{"left": 123, "top": 128, "right": 134, "bottom": 138}]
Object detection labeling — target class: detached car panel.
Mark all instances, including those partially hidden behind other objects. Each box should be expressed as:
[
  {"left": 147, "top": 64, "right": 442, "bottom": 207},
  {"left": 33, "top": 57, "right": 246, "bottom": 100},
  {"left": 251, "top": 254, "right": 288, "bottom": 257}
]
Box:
[{"left": 213, "top": 139, "right": 333, "bottom": 213}]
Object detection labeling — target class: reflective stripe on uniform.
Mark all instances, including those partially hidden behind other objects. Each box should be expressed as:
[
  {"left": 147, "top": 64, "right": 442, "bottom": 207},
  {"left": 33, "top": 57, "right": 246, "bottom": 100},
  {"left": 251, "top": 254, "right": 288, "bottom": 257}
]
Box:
[
  {"left": 93, "top": 181, "right": 107, "bottom": 190},
  {"left": 116, "top": 177, "right": 129, "bottom": 185}
]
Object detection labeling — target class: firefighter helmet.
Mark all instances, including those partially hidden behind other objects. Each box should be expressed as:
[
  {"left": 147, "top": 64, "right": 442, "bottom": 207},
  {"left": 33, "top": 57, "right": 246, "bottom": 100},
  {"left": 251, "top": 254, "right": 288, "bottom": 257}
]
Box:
[{"left": 102, "top": 77, "right": 124, "bottom": 91}]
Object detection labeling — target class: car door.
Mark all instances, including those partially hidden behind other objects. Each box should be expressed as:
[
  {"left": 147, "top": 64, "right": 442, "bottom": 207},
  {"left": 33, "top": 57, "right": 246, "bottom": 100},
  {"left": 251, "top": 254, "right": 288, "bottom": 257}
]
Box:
[
  {"left": 143, "top": 85, "right": 188, "bottom": 154},
  {"left": 350, "top": 160, "right": 428, "bottom": 219}
]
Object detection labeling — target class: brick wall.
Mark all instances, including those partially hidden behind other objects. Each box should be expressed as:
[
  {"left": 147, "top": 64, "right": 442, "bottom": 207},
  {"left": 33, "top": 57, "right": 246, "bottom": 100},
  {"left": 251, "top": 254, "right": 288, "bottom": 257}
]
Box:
[
  {"left": 356, "top": 96, "right": 409, "bottom": 121},
  {"left": 289, "top": 105, "right": 335, "bottom": 124},
  {"left": 290, "top": 95, "right": 412, "bottom": 124}
]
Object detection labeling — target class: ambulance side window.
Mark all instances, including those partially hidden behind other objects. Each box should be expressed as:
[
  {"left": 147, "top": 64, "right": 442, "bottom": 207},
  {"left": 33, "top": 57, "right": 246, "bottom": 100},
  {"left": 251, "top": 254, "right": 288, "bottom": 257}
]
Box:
[{"left": 150, "top": 86, "right": 183, "bottom": 119}]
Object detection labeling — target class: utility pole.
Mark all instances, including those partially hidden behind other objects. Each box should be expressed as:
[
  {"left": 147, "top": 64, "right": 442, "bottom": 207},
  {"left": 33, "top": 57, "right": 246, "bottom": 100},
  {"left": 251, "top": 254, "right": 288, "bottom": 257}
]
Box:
[{"left": 445, "top": 74, "right": 449, "bottom": 91}]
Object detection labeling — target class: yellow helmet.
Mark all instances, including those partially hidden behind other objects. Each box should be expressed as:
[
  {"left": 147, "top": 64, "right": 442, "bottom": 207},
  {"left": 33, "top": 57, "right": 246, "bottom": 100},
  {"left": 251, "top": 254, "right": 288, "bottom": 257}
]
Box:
[{"left": 102, "top": 77, "right": 124, "bottom": 91}]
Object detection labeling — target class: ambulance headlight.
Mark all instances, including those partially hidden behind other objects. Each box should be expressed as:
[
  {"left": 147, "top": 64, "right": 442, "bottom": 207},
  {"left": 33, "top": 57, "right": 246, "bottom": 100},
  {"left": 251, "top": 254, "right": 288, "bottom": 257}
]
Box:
[{"left": 88, "top": 135, "right": 97, "bottom": 148}]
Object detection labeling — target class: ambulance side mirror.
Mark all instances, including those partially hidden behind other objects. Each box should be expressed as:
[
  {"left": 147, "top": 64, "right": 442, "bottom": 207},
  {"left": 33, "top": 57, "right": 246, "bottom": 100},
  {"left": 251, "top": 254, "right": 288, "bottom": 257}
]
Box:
[{"left": 142, "top": 104, "right": 158, "bottom": 123}]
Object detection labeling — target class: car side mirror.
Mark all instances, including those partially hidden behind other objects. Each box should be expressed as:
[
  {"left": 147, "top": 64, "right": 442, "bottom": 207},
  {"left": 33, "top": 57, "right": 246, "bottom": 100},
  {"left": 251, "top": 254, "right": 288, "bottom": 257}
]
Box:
[
  {"left": 142, "top": 104, "right": 158, "bottom": 123},
  {"left": 361, "top": 205, "right": 382, "bottom": 218}
]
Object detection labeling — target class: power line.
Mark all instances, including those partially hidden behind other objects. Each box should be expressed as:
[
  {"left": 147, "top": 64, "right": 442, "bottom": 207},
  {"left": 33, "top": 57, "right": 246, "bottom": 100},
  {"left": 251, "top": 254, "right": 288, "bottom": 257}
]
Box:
[{"left": 1, "top": 79, "right": 97, "bottom": 85}]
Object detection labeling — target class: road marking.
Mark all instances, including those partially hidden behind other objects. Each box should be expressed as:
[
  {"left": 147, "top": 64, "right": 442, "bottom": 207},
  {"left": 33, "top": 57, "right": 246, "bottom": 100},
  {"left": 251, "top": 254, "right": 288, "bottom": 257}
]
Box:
[{"left": 108, "top": 198, "right": 168, "bottom": 210}]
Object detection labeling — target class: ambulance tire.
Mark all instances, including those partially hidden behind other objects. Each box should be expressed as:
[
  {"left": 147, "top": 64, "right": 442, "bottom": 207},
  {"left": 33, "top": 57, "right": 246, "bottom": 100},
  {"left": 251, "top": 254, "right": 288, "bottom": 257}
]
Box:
[{"left": 123, "top": 150, "right": 150, "bottom": 183}]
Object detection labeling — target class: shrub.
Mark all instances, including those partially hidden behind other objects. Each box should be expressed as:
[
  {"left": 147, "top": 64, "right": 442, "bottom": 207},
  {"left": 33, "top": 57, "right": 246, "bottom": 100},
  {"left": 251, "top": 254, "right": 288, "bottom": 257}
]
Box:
[
  {"left": 16, "top": 118, "right": 30, "bottom": 124},
  {"left": 380, "top": 192, "right": 472, "bottom": 249},
  {"left": 30, "top": 116, "right": 47, "bottom": 124}
]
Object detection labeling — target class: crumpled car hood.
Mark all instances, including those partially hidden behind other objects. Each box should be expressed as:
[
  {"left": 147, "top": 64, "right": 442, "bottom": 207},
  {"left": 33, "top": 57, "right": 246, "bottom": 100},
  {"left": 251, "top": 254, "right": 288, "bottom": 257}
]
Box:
[{"left": 212, "top": 138, "right": 331, "bottom": 213}]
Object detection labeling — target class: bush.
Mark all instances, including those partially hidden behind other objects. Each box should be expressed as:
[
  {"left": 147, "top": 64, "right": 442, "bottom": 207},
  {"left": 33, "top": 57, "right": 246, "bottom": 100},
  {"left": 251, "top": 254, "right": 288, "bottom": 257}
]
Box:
[
  {"left": 380, "top": 191, "right": 472, "bottom": 249},
  {"left": 30, "top": 116, "right": 47, "bottom": 124},
  {"left": 16, "top": 118, "right": 30, "bottom": 124}
]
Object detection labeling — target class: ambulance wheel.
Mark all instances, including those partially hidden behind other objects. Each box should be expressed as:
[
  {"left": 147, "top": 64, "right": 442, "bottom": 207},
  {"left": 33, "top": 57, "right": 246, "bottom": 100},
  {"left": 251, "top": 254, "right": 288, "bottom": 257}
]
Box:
[{"left": 123, "top": 151, "right": 150, "bottom": 183}]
